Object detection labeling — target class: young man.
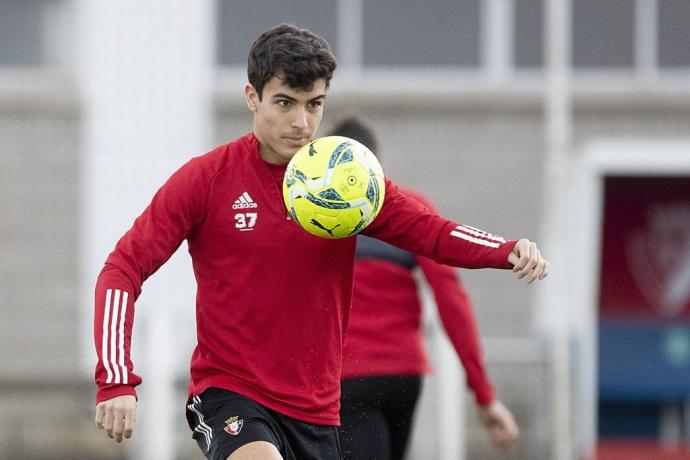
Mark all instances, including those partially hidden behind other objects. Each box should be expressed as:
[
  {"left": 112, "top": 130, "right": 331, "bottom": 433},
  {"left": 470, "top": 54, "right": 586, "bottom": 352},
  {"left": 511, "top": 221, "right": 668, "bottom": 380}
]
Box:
[
  {"left": 93, "top": 24, "right": 549, "bottom": 460},
  {"left": 330, "top": 117, "right": 519, "bottom": 459}
]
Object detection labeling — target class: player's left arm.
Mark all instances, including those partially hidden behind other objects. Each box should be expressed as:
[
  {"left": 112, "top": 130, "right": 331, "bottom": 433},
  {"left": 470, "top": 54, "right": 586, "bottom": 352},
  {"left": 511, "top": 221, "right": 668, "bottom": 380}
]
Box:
[{"left": 364, "top": 179, "right": 549, "bottom": 282}]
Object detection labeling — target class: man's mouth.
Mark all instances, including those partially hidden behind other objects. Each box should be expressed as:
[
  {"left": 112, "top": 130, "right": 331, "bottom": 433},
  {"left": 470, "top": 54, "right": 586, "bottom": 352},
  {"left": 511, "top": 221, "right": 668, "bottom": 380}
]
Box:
[{"left": 284, "top": 136, "right": 309, "bottom": 147}]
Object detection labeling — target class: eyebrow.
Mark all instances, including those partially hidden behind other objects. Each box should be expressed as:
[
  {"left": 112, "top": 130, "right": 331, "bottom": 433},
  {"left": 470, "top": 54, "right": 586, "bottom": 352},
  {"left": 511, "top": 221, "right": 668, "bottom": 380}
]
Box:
[{"left": 272, "top": 93, "right": 326, "bottom": 103}]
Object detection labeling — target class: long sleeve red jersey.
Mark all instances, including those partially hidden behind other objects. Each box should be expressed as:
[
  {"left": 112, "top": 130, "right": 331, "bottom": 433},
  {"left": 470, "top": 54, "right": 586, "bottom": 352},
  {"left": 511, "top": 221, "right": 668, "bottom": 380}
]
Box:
[
  {"left": 342, "top": 188, "right": 495, "bottom": 406},
  {"left": 93, "top": 133, "right": 515, "bottom": 425}
]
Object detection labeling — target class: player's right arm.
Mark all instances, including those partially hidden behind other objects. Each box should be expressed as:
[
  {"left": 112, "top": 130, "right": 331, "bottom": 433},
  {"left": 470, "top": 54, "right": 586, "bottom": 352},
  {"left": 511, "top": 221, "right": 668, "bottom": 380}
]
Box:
[
  {"left": 93, "top": 155, "right": 211, "bottom": 442},
  {"left": 95, "top": 394, "right": 137, "bottom": 443}
]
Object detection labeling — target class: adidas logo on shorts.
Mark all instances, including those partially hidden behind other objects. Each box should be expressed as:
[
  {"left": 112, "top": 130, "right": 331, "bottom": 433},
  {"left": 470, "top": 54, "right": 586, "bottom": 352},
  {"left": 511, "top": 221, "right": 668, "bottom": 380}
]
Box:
[{"left": 232, "top": 192, "right": 258, "bottom": 209}]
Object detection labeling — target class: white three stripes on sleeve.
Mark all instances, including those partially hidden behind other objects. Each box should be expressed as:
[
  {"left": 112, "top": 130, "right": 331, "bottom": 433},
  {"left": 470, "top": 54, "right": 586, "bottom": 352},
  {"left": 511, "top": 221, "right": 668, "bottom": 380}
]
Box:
[
  {"left": 101, "top": 288, "right": 129, "bottom": 384},
  {"left": 450, "top": 225, "right": 507, "bottom": 248}
]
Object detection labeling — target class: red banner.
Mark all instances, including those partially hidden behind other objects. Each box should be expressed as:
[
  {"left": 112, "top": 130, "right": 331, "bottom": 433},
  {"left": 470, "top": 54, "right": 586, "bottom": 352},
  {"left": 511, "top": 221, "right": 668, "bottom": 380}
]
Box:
[{"left": 598, "top": 176, "right": 690, "bottom": 320}]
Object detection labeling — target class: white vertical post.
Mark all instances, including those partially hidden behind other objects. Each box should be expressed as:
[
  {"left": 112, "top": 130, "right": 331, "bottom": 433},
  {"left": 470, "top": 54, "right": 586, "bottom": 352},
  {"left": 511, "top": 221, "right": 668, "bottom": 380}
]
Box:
[
  {"left": 482, "top": 0, "right": 514, "bottom": 83},
  {"left": 542, "top": 0, "right": 573, "bottom": 459},
  {"left": 337, "top": 0, "right": 363, "bottom": 72},
  {"left": 425, "top": 288, "right": 464, "bottom": 460},
  {"left": 77, "top": 1, "right": 214, "bottom": 459},
  {"left": 635, "top": 0, "right": 658, "bottom": 83},
  {"left": 436, "top": 336, "right": 463, "bottom": 460},
  {"left": 571, "top": 150, "right": 603, "bottom": 460}
]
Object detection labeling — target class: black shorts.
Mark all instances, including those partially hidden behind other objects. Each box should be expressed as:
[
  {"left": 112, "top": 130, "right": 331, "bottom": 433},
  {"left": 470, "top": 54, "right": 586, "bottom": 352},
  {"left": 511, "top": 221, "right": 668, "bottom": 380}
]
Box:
[{"left": 186, "top": 388, "right": 342, "bottom": 460}]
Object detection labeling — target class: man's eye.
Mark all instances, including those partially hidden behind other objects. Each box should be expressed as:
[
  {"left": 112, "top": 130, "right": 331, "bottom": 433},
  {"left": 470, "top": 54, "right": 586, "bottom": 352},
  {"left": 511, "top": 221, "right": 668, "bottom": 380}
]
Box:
[
  {"left": 309, "top": 101, "right": 323, "bottom": 109},
  {"left": 277, "top": 100, "right": 292, "bottom": 107}
]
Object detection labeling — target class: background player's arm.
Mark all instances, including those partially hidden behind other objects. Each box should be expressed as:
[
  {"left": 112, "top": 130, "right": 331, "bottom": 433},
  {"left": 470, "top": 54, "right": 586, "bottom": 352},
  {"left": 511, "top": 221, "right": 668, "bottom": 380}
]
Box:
[
  {"left": 412, "top": 189, "right": 519, "bottom": 448},
  {"left": 418, "top": 255, "right": 495, "bottom": 404},
  {"left": 418, "top": 255, "right": 520, "bottom": 449}
]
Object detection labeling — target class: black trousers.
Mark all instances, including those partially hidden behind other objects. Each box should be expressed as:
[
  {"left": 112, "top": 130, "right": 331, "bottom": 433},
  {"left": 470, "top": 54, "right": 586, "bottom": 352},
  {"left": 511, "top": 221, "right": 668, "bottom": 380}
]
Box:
[{"left": 339, "top": 375, "right": 422, "bottom": 460}]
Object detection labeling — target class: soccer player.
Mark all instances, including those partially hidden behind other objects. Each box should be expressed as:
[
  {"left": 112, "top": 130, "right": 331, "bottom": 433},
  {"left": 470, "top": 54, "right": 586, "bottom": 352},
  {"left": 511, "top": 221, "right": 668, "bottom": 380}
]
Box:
[
  {"left": 93, "top": 24, "right": 549, "bottom": 460},
  {"left": 329, "top": 116, "right": 519, "bottom": 459}
]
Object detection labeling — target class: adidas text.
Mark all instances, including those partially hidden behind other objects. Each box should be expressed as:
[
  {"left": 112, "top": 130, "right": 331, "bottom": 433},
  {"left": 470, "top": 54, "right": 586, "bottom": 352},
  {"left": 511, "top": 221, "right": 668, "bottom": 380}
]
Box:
[{"left": 232, "top": 202, "right": 258, "bottom": 209}]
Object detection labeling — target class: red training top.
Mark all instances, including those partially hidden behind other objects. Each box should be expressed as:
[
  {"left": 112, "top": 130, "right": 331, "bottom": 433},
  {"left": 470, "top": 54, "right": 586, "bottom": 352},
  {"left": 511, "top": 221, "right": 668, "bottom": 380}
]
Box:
[
  {"left": 93, "top": 133, "right": 515, "bottom": 425},
  {"left": 342, "top": 187, "right": 495, "bottom": 406}
]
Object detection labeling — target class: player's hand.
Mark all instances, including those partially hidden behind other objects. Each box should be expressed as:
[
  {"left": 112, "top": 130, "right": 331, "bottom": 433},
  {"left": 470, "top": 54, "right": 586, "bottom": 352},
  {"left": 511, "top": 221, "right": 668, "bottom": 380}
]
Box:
[
  {"left": 507, "top": 238, "right": 549, "bottom": 283},
  {"left": 478, "top": 399, "right": 520, "bottom": 449},
  {"left": 95, "top": 395, "right": 137, "bottom": 443}
]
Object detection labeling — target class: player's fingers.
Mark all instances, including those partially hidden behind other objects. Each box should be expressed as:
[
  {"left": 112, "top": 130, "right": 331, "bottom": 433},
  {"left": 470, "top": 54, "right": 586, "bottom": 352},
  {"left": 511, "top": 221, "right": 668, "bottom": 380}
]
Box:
[
  {"left": 113, "top": 405, "right": 125, "bottom": 443},
  {"left": 516, "top": 242, "right": 538, "bottom": 279},
  {"left": 494, "top": 423, "right": 519, "bottom": 449},
  {"left": 95, "top": 403, "right": 105, "bottom": 429},
  {"left": 490, "top": 426, "right": 509, "bottom": 449},
  {"left": 123, "top": 406, "right": 136, "bottom": 439},
  {"left": 103, "top": 404, "right": 114, "bottom": 439},
  {"left": 527, "top": 251, "right": 544, "bottom": 283},
  {"left": 511, "top": 239, "right": 530, "bottom": 272},
  {"left": 503, "top": 416, "right": 520, "bottom": 442},
  {"left": 539, "top": 260, "right": 550, "bottom": 280},
  {"left": 498, "top": 433, "right": 516, "bottom": 449}
]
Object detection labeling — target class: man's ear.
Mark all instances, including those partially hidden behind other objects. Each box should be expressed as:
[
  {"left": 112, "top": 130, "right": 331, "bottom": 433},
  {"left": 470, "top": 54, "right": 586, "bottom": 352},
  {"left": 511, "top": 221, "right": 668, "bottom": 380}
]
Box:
[{"left": 245, "top": 83, "right": 258, "bottom": 112}]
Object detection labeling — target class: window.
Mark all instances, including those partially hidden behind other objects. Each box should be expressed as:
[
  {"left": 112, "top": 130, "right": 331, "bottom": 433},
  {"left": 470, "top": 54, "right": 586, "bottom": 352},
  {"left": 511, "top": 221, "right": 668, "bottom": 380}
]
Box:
[
  {"left": 572, "top": 0, "right": 634, "bottom": 68},
  {"left": 0, "top": 0, "right": 44, "bottom": 66},
  {"left": 0, "top": 0, "right": 72, "bottom": 68},
  {"left": 514, "top": 0, "right": 543, "bottom": 68},
  {"left": 217, "top": 0, "right": 338, "bottom": 66},
  {"left": 362, "top": 0, "right": 480, "bottom": 67},
  {"left": 658, "top": 0, "right": 690, "bottom": 67},
  {"left": 215, "top": 0, "right": 690, "bottom": 83}
]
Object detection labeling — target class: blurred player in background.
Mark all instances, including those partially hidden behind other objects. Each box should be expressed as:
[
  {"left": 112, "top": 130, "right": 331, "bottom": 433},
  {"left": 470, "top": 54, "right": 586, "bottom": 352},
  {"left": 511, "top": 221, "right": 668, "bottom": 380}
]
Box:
[
  {"left": 330, "top": 116, "right": 520, "bottom": 460},
  {"left": 92, "top": 24, "right": 548, "bottom": 460}
]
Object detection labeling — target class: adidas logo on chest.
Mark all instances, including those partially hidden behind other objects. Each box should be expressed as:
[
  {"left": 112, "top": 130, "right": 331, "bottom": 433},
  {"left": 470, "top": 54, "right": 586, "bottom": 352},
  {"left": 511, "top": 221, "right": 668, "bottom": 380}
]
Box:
[{"left": 232, "top": 192, "right": 258, "bottom": 209}]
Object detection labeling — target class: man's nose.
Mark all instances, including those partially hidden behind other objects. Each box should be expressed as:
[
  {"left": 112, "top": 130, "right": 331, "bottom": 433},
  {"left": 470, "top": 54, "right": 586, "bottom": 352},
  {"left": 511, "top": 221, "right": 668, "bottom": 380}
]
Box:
[{"left": 291, "top": 106, "right": 308, "bottom": 129}]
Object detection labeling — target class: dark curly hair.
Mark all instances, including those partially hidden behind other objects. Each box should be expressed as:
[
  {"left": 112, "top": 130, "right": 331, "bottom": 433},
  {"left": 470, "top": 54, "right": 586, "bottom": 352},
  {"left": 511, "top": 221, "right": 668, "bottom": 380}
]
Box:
[
  {"left": 248, "top": 24, "right": 337, "bottom": 100},
  {"left": 328, "top": 115, "right": 380, "bottom": 158}
]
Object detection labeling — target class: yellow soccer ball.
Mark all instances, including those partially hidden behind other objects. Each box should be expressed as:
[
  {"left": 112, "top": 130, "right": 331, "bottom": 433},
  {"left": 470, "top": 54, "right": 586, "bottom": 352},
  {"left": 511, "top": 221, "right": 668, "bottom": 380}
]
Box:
[{"left": 283, "top": 136, "right": 385, "bottom": 239}]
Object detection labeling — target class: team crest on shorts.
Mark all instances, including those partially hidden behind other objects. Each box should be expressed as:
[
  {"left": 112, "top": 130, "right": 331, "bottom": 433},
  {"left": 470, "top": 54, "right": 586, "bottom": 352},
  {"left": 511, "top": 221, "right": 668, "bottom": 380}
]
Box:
[{"left": 224, "top": 416, "right": 244, "bottom": 436}]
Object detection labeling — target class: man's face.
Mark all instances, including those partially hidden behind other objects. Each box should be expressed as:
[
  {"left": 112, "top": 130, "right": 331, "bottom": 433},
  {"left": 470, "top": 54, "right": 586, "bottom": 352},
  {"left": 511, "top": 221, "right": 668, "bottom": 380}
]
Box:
[{"left": 245, "top": 76, "right": 327, "bottom": 165}]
